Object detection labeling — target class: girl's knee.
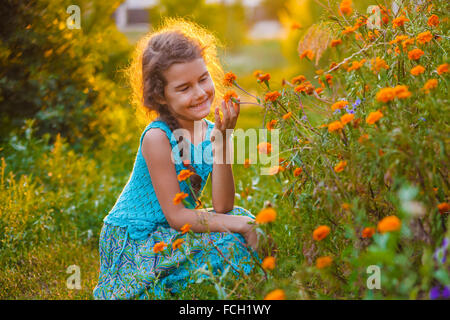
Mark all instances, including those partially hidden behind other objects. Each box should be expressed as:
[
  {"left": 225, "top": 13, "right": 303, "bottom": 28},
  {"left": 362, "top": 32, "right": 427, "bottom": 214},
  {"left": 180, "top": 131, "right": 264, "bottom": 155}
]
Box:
[{"left": 227, "top": 205, "right": 255, "bottom": 218}]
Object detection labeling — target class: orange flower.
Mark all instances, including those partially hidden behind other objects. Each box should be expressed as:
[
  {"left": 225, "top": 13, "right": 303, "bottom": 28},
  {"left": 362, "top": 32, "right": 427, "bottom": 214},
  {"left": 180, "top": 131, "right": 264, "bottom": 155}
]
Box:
[
  {"left": 291, "top": 22, "right": 302, "bottom": 30},
  {"left": 342, "top": 25, "right": 357, "bottom": 35},
  {"left": 264, "top": 289, "right": 285, "bottom": 300},
  {"left": 255, "top": 207, "right": 277, "bottom": 224},
  {"left": 299, "top": 49, "right": 314, "bottom": 60},
  {"left": 347, "top": 59, "right": 366, "bottom": 72},
  {"left": 417, "top": 31, "right": 433, "bottom": 44},
  {"left": 438, "top": 203, "right": 449, "bottom": 214},
  {"left": 362, "top": 227, "right": 376, "bottom": 238},
  {"left": 340, "top": 113, "right": 355, "bottom": 125},
  {"left": 316, "top": 256, "right": 333, "bottom": 269},
  {"left": 339, "top": 0, "right": 353, "bottom": 16},
  {"left": 253, "top": 70, "right": 263, "bottom": 78},
  {"left": 392, "top": 16, "right": 409, "bottom": 28},
  {"left": 328, "top": 121, "right": 344, "bottom": 133},
  {"left": 358, "top": 133, "right": 369, "bottom": 144},
  {"left": 291, "top": 75, "right": 306, "bottom": 84},
  {"left": 173, "top": 192, "right": 188, "bottom": 205},
  {"left": 262, "top": 256, "right": 276, "bottom": 270},
  {"left": 427, "top": 14, "right": 439, "bottom": 27},
  {"left": 258, "top": 73, "right": 271, "bottom": 82},
  {"left": 422, "top": 78, "right": 438, "bottom": 93},
  {"left": 331, "top": 100, "right": 348, "bottom": 111},
  {"left": 408, "top": 48, "right": 424, "bottom": 60},
  {"left": 257, "top": 142, "right": 272, "bottom": 154},
  {"left": 243, "top": 158, "right": 251, "bottom": 168},
  {"left": 313, "top": 225, "right": 330, "bottom": 241},
  {"left": 177, "top": 169, "right": 194, "bottom": 181},
  {"left": 389, "top": 34, "right": 409, "bottom": 45},
  {"left": 268, "top": 165, "right": 285, "bottom": 175},
  {"left": 180, "top": 223, "right": 191, "bottom": 234},
  {"left": 334, "top": 160, "right": 347, "bottom": 173},
  {"left": 293, "top": 167, "right": 303, "bottom": 177},
  {"left": 366, "top": 110, "right": 383, "bottom": 125},
  {"left": 223, "top": 90, "right": 238, "bottom": 102},
  {"left": 437, "top": 63, "right": 449, "bottom": 75},
  {"left": 371, "top": 57, "right": 389, "bottom": 72},
  {"left": 266, "top": 119, "right": 277, "bottom": 130},
  {"left": 265, "top": 91, "right": 282, "bottom": 102},
  {"left": 315, "top": 87, "right": 324, "bottom": 94},
  {"left": 330, "top": 39, "right": 342, "bottom": 47},
  {"left": 341, "top": 203, "right": 352, "bottom": 210},
  {"left": 377, "top": 215, "right": 401, "bottom": 233},
  {"left": 282, "top": 111, "right": 292, "bottom": 120},
  {"left": 393, "top": 85, "right": 412, "bottom": 99},
  {"left": 410, "top": 65, "right": 425, "bottom": 76},
  {"left": 172, "top": 238, "right": 185, "bottom": 250},
  {"left": 153, "top": 241, "right": 167, "bottom": 253},
  {"left": 223, "top": 72, "right": 237, "bottom": 86},
  {"left": 376, "top": 87, "right": 396, "bottom": 103},
  {"left": 294, "top": 81, "right": 315, "bottom": 95}
]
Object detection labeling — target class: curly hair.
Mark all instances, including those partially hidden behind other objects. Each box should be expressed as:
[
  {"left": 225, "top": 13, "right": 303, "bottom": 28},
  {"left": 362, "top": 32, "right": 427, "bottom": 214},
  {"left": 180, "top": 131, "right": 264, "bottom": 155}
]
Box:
[{"left": 126, "top": 18, "right": 226, "bottom": 202}]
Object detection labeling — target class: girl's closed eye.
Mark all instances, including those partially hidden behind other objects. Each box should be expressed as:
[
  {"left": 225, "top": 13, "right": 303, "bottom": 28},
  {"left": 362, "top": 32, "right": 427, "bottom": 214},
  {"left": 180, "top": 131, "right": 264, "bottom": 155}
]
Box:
[{"left": 179, "top": 77, "right": 208, "bottom": 92}]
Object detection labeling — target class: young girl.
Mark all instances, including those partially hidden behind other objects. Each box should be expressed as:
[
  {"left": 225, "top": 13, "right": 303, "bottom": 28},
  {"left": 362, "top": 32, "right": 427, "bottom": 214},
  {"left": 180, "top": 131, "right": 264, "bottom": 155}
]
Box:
[{"left": 92, "top": 19, "right": 261, "bottom": 300}]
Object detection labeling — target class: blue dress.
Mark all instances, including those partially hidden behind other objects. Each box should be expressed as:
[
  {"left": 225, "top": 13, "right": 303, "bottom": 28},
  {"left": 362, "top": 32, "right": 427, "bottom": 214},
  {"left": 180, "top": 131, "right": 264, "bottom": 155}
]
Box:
[{"left": 93, "top": 118, "right": 260, "bottom": 299}]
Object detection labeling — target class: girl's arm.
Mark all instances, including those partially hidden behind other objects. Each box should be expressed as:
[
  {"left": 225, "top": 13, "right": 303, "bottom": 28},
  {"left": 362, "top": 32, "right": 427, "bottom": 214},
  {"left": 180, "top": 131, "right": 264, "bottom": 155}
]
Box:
[
  {"left": 141, "top": 127, "right": 250, "bottom": 235},
  {"left": 210, "top": 99, "right": 240, "bottom": 213}
]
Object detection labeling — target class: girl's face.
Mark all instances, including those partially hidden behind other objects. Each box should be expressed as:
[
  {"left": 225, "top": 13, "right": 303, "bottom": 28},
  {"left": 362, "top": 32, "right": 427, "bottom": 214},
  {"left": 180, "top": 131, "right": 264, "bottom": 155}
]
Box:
[{"left": 161, "top": 58, "right": 215, "bottom": 121}]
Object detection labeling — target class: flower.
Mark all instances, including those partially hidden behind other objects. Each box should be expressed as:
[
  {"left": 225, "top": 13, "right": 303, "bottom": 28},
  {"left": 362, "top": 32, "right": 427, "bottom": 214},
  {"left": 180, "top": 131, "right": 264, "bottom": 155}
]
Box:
[
  {"left": 342, "top": 25, "right": 357, "bottom": 35},
  {"left": 256, "top": 207, "right": 277, "bottom": 224},
  {"left": 339, "top": 0, "right": 353, "bottom": 16},
  {"left": 328, "top": 121, "right": 344, "bottom": 133},
  {"left": 313, "top": 225, "right": 330, "bottom": 241},
  {"left": 366, "top": 110, "right": 383, "bottom": 125},
  {"left": 257, "top": 142, "right": 272, "bottom": 154},
  {"left": 262, "top": 256, "right": 276, "bottom": 270},
  {"left": 177, "top": 169, "right": 194, "bottom": 181},
  {"left": 291, "top": 75, "right": 306, "bottom": 84},
  {"left": 223, "top": 72, "right": 237, "bottom": 86},
  {"left": 268, "top": 165, "right": 285, "bottom": 175},
  {"left": 376, "top": 88, "right": 396, "bottom": 103},
  {"left": 294, "top": 81, "right": 315, "bottom": 95},
  {"left": 358, "top": 133, "right": 369, "bottom": 144},
  {"left": 258, "top": 73, "right": 271, "bottom": 82},
  {"left": 331, "top": 100, "right": 348, "bottom": 111},
  {"left": 153, "top": 241, "right": 167, "bottom": 253},
  {"left": 410, "top": 65, "right": 425, "bottom": 76},
  {"left": 377, "top": 215, "right": 402, "bottom": 233},
  {"left": 393, "top": 85, "right": 412, "bottom": 99},
  {"left": 408, "top": 48, "right": 424, "bottom": 60},
  {"left": 265, "top": 91, "right": 282, "bottom": 102},
  {"left": 427, "top": 14, "right": 439, "bottom": 27},
  {"left": 330, "top": 39, "right": 342, "bottom": 47},
  {"left": 392, "top": 16, "right": 409, "bottom": 28},
  {"left": 437, "top": 63, "right": 449, "bottom": 75},
  {"left": 362, "top": 227, "right": 376, "bottom": 238},
  {"left": 371, "top": 57, "right": 389, "bottom": 73},
  {"left": 316, "top": 256, "right": 333, "bottom": 269},
  {"left": 180, "top": 223, "right": 191, "bottom": 234},
  {"left": 438, "top": 202, "right": 449, "bottom": 214},
  {"left": 173, "top": 192, "right": 189, "bottom": 205},
  {"left": 389, "top": 34, "right": 409, "bottom": 45},
  {"left": 422, "top": 78, "right": 438, "bottom": 93},
  {"left": 172, "top": 238, "right": 185, "bottom": 250},
  {"left": 253, "top": 70, "right": 263, "bottom": 78},
  {"left": 264, "top": 289, "right": 285, "bottom": 300},
  {"left": 266, "top": 119, "right": 277, "bottom": 131},
  {"left": 416, "top": 31, "right": 433, "bottom": 44},
  {"left": 433, "top": 238, "right": 449, "bottom": 264},
  {"left": 223, "top": 90, "right": 238, "bottom": 102},
  {"left": 290, "top": 22, "right": 302, "bottom": 30},
  {"left": 347, "top": 59, "right": 366, "bottom": 72},
  {"left": 293, "top": 167, "right": 303, "bottom": 177},
  {"left": 341, "top": 203, "right": 352, "bottom": 210},
  {"left": 282, "top": 111, "right": 292, "bottom": 120},
  {"left": 334, "top": 160, "right": 347, "bottom": 173},
  {"left": 299, "top": 49, "right": 314, "bottom": 60},
  {"left": 243, "top": 158, "right": 251, "bottom": 168},
  {"left": 340, "top": 113, "right": 355, "bottom": 125}
]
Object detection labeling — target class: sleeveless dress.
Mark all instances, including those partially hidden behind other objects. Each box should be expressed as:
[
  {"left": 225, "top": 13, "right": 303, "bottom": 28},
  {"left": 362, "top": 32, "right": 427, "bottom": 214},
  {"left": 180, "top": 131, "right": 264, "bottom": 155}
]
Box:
[{"left": 92, "top": 118, "right": 261, "bottom": 300}]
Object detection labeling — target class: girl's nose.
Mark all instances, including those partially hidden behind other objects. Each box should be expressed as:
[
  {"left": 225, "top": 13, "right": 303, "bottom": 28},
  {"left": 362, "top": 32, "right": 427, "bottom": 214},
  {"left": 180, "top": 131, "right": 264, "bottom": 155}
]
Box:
[{"left": 193, "top": 83, "right": 207, "bottom": 100}]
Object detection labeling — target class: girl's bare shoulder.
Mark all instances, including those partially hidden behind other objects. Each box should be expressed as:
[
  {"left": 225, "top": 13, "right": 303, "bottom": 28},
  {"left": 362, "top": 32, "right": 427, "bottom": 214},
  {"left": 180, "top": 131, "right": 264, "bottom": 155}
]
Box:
[{"left": 141, "top": 128, "right": 172, "bottom": 162}]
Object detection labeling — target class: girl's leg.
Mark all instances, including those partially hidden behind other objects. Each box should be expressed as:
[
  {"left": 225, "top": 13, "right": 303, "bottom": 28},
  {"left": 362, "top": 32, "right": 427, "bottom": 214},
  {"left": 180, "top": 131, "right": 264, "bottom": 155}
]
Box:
[{"left": 205, "top": 205, "right": 255, "bottom": 219}]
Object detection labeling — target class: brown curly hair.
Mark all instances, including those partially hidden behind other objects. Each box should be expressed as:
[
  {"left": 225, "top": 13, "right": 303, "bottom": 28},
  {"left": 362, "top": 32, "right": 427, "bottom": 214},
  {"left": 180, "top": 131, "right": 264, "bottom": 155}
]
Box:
[{"left": 126, "top": 18, "right": 226, "bottom": 203}]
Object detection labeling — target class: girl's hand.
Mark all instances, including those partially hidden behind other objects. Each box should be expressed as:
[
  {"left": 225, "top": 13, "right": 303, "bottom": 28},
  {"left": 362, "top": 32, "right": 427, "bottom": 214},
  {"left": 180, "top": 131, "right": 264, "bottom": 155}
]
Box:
[
  {"left": 239, "top": 216, "right": 259, "bottom": 252},
  {"left": 211, "top": 97, "right": 240, "bottom": 144}
]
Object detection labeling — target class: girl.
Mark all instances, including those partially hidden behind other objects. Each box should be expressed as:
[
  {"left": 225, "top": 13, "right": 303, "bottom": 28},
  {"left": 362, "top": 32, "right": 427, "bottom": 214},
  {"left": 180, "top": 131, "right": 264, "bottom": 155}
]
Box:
[{"left": 92, "top": 19, "right": 261, "bottom": 300}]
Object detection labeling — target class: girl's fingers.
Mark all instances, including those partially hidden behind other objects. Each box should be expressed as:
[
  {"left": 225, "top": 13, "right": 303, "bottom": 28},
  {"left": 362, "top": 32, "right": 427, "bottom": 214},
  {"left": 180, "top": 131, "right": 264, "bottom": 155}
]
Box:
[
  {"left": 215, "top": 106, "right": 222, "bottom": 129},
  {"left": 221, "top": 100, "right": 230, "bottom": 127}
]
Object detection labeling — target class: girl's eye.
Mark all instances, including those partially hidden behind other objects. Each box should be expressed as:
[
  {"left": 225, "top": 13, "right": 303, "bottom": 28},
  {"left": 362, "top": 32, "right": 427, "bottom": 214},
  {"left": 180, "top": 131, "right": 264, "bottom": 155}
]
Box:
[
  {"left": 200, "top": 77, "right": 208, "bottom": 82},
  {"left": 180, "top": 87, "right": 188, "bottom": 92}
]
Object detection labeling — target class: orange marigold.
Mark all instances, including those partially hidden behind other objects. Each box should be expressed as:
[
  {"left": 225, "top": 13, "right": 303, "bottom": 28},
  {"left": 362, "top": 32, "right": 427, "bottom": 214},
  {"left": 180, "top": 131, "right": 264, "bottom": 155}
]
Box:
[
  {"left": 282, "top": 111, "right": 292, "bottom": 120},
  {"left": 223, "top": 90, "right": 238, "bottom": 102},
  {"left": 328, "top": 121, "right": 344, "bottom": 133},
  {"left": 427, "top": 14, "right": 439, "bottom": 27},
  {"left": 340, "top": 113, "right": 355, "bottom": 125},
  {"left": 392, "top": 16, "right": 409, "bottom": 28},
  {"left": 408, "top": 48, "right": 424, "bottom": 60},
  {"left": 173, "top": 192, "right": 188, "bottom": 205},
  {"left": 299, "top": 49, "right": 314, "bottom": 60},
  {"left": 264, "top": 289, "right": 285, "bottom": 300},
  {"left": 291, "top": 22, "right": 302, "bottom": 30},
  {"left": 262, "top": 256, "right": 276, "bottom": 270},
  {"left": 422, "top": 78, "right": 438, "bottom": 93},
  {"left": 316, "top": 256, "right": 333, "bottom": 269},
  {"left": 243, "top": 158, "right": 251, "bottom": 168},
  {"left": 437, "top": 63, "right": 449, "bottom": 75},
  {"left": 258, "top": 73, "right": 271, "bottom": 82},
  {"left": 253, "top": 70, "right": 263, "bottom": 78},
  {"left": 256, "top": 207, "right": 277, "bottom": 224},
  {"left": 371, "top": 57, "right": 389, "bottom": 72},
  {"left": 330, "top": 39, "right": 342, "bottom": 47},
  {"left": 339, "top": 0, "right": 353, "bottom": 16},
  {"left": 257, "top": 142, "right": 272, "bottom": 154},
  {"left": 331, "top": 100, "right": 348, "bottom": 111},
  {"left": 376, "top": 87, "right": 396, "bottom": 103},
  {"left": 417, "top": 31, "right": 433, "bottom": 45},
  {"left": 268, "top": 165, "right": 285, "bottom": 175},
  {"left": 393, "top": 85, "right": 412, "bottom": 99},
  {"left": 362, "top": 227, "right": 376, "bottom": 238},
  {"left": 377, "top": 215, "right": 401, "bottom": 233},
  {"left": 180, "top": 223, "right": 191, "bottom": 234},
  {"left": 266, "top": 119, "right": 277, "bottom": 130},
  {"left": 347, "top": 59, "right": 366, "bottom": 72},
  {"left": 172, "top": 238, "right": 185, "bottom": 250},
  {"left": 313, "top": 225, "right": 330, "bottom": 241},
  {"left": 265, "top": 91, "right": 282, "bottom": 102},
  {"left": 223, "top": 72, "right": 237, "bottom": 86},
  {"left": 177, "top": 169, "right": 195, "bottom": 181},
  {"left": 358, "top": 133, "right": 369, "bottom": 144},
  {"left": 334, "top": 160, "right": 347, "bottom": 173},
  {"left": 438, "top": 202, "right": 449, "bottom": 214},
  {"left": 341, "top": 203, "right": 352, "bottom": 210},
  {"left": 366, "top": 110, "right": 383, "bottom": 125},
  {"left": 153, "top": 241, "right": 167, "bottom": 253},
  {"left": 291, "top": 75, "right": 306, "bottom": 84},
  {"left": 410, "top": 65, "right": 425, "bottom": 76},
  {"left": 293, "top": 167, "right": 303, "bottom": 177}
]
